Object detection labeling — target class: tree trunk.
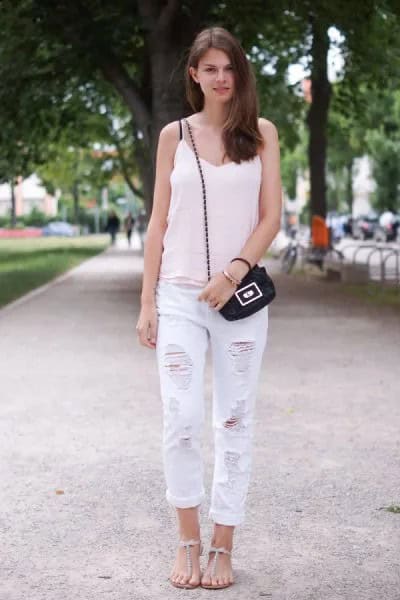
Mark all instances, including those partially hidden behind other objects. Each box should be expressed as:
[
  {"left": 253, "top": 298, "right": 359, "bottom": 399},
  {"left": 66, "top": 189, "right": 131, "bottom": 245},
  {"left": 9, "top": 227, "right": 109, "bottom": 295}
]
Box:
[
  {"left": 100, "top": 1, "right": 207, "bottom": 219},
  {"left": 10, "top": 178, "right": 16, "bottom": 228},
  {"left": 143, "top": 43, "right": 187, "bottom": 217},
  {"left": 346, "top": 158, "right": 353, "bottom": 214},
  {"left": 72, "top": 180, "right": 79, "bottom": 224},
  {"left": 132, "top": 138, "right": 154, "bottom": 219},
  {"left": 100, "top": 46, "right": 185, "bottom": 220},
  {"left": 306, "top": 16, "right": 332, "bottom": 222}
]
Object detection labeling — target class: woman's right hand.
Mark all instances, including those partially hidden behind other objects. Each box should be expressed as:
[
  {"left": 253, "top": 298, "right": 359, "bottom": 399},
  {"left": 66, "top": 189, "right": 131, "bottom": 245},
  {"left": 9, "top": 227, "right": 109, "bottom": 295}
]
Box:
[{"left": 136, "top": 302, "right": 158, "bottom": 349}]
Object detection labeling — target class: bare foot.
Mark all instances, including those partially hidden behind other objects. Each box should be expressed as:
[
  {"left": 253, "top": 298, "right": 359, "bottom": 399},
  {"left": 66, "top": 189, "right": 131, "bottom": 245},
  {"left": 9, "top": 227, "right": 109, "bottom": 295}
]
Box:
[
  {"left": 169, "top": 540, "right": 202, "bottom": 588},
  {"left": 201, "top": 546, "right": 234, "bottom": 588},
  {"left": 201, "top": 523, "right": 235, "bottom": 588}
]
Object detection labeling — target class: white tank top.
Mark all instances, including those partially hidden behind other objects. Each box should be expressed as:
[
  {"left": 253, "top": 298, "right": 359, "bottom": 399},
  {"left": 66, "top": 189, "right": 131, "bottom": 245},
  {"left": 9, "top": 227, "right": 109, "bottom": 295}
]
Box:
[{"left": 158, "top": 120, "right": 262, "bottom": 287}]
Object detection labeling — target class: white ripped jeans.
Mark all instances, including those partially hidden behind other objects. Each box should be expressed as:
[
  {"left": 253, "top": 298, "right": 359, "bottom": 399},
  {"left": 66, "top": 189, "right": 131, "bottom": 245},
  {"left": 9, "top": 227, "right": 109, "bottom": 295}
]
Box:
[{"left": 155, "top": 279, "right": 269, "bottom": 526}]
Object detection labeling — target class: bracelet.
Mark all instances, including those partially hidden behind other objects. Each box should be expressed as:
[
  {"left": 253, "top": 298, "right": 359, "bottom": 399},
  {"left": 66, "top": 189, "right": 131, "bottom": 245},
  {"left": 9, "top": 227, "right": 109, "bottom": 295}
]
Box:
[
  {"left": 230, "top": 257, "right": 252, "bottom": 272},
  {"left": 222, "top": 269, "right": 241, "bottom": 286}
]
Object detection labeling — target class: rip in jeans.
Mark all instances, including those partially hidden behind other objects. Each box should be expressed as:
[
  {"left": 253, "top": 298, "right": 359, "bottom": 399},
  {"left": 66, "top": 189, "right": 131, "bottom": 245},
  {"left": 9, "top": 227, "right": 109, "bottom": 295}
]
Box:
[
  {"left": 223, "top": 398, "right": 248, "bottom": 431},
  {"left": 163, "top": 344, "right": 193, "bottom": 390},
  {"left": 228, "top": 341, "right": 255, "bottom": 374},
  {"left": 220, "top": 450, "right": 246, "bottom": 496},
  {"left": 178, "top": 424, "right": 193, "bottom": 449}
]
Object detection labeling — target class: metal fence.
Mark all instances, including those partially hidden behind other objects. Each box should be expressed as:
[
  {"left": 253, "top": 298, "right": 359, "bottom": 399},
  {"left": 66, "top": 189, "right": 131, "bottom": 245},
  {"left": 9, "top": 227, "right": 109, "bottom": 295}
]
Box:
[{"left": 332, "top": 243, "right": 400, "bottom": 286}]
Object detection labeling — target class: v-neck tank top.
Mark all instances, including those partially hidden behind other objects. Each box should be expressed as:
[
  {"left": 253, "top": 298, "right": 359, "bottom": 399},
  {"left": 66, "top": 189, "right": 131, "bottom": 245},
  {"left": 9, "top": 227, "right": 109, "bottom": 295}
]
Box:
[{"left": 158, "top": 119, "right": 262, "bottom": 287}]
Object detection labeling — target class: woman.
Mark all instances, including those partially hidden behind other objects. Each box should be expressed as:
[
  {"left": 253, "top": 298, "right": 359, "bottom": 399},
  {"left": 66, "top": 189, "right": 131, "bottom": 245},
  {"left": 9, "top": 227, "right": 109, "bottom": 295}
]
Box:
[{"left": 136, "top": 26, "right": 281, "bottom": 590}]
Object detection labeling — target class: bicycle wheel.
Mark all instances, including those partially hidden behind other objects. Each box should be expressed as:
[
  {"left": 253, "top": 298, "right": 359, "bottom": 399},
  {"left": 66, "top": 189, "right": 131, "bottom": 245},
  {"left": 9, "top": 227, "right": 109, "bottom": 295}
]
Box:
[{"left": 281, "top": 246, "right": 297, "bottom": 273}]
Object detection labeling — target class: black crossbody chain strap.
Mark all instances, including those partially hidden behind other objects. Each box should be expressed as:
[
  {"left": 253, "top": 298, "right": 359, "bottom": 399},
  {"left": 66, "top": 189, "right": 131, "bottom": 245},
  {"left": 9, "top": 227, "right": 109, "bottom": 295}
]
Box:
[{"left": 184, "top": 118, "right": 211, "bottom": 282}]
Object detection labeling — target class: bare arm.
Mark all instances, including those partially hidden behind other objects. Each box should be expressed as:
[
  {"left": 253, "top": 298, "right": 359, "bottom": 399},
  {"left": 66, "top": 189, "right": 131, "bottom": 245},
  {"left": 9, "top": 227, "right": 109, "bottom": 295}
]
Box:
[
  {"left": 227, "top": 117, "right": 282, "bottom": 282},
  {"left": 136, "top": 121, "right": 178, "bottom": 348},
  {"left": 140, "top": 121, "right": 179, "bottom": 305}
]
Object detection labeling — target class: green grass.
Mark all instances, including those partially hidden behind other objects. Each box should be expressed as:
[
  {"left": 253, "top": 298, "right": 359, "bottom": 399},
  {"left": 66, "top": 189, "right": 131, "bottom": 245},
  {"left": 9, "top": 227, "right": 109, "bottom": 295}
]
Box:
[
  {"left": 0, "top": 235, "right": 109, "bottom": 308},
  {"left": 341, "top": 282, "right": 400, "bottom": 308},
  {"left": 386, "top": 504, "right": 400, "bottom": 513},
  {"left": 287, "top": 263, "right": 400, "bottom": 310},
  {"left": 379, "top": 504, "right": 400, "bottom": 513}
]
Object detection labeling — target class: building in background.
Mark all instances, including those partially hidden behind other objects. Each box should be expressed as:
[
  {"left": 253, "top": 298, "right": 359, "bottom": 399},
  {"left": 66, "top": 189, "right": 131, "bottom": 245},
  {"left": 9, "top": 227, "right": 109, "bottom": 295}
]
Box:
[
  {"left": 352, "top": 156, "right": 376, "bottom": 217},
  {"left": 0, "top": 174, "right": 58, "bottom": 217}
]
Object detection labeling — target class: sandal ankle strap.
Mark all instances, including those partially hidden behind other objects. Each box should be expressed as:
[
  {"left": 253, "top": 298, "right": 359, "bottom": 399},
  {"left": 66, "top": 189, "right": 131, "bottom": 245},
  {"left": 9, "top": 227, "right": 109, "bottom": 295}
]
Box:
[
  {"left": 179, "top": 539, "right": 201, "bottom": 547},
  {"left": 209, "top": 546, "right": 231, "bottom": 555}
]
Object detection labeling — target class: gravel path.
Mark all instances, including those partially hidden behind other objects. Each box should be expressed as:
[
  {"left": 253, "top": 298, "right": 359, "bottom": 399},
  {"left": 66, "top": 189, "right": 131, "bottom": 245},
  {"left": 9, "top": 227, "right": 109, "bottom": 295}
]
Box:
[{"left": 1, "top": 241, "right": 399, "bottom": 600}]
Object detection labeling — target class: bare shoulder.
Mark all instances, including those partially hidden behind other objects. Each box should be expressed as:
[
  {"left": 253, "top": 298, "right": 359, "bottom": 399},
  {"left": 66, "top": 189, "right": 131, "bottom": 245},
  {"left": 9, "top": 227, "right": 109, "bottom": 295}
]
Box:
[
  {"left": 159, "top": 120, "right": 181, "bottom": 145},
  {"left": 258, "top": 117, "right": 279, "bottom": 142},
  {"left": 156, "top": 120, "right": 181, "bottom": 165}
]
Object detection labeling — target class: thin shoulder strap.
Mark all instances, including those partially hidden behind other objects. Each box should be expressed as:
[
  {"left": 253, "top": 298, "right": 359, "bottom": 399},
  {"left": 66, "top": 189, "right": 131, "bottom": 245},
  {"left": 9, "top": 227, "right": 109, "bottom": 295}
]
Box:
[
  {"left": 178, "top": 119, "right": 182, "bottom": 140},
  {"left": 185, "top": 118, "right": 211, "bottom": 282}
]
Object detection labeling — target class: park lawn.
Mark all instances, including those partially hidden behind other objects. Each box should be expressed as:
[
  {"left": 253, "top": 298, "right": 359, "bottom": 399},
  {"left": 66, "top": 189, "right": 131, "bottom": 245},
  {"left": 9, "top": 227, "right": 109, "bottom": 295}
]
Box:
[
  {"left": 342, "top": 281, "right": 400, "bottom": 309},
  {"left": 0, "top": 235, "right": 109, "bottom": 308},
  {"left": 291, "top": 265, "right": 400, "bottom": 310}
]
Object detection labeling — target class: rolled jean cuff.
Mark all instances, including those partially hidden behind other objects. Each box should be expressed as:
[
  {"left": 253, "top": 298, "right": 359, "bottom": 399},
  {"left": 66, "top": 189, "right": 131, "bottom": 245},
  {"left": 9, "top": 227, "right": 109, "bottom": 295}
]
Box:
[
  {"left": 208, "top": 510, "right": 245, "bottom": 526},
  {"left": 166, "top": 489, "right": 205, "bottom": 509}
]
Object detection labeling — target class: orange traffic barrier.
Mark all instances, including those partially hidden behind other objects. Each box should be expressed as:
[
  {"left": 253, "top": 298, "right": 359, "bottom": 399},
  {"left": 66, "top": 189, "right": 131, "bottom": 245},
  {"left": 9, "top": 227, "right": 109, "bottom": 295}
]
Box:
[{"left": 311, "top": 216, "right": 329, "bottom": 248}]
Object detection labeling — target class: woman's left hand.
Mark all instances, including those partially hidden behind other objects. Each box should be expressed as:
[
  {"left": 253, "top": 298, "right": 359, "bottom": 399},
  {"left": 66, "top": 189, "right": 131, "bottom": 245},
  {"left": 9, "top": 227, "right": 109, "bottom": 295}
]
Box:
[{"left": 198, "top": 272, "right": 237, "bottom": 310}]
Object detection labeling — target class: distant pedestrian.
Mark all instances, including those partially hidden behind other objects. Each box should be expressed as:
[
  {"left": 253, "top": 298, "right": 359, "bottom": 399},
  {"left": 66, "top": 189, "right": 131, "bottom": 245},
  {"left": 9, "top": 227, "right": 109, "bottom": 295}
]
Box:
[
  {"left": 136, "top": 26, "right": 281, "bottom": 591},
  {"left": 105, "top": 210, "right": 120, "bottom": 245},
  {"left": 124, "top": 212, "right": 135, "bottom": 246},
  {"left": 136, "top": 211, "right": 147, "bottom": 249}
]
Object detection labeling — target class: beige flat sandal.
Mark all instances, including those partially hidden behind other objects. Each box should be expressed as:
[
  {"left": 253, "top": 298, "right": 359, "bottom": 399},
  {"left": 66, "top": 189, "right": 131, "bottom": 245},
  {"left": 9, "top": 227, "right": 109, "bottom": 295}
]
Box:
[
  {"left": 201, "top": 546, "right": 235, "bottom": 590},
  {"left": 169, "top": 538, "right": 203, "bottom": 589}
]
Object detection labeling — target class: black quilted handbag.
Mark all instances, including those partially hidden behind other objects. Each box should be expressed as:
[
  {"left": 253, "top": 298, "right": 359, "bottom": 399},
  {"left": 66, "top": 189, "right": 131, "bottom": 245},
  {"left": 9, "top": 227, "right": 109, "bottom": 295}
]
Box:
[{"left": 185, "top": 118, "right": 276, "bottom": 321}]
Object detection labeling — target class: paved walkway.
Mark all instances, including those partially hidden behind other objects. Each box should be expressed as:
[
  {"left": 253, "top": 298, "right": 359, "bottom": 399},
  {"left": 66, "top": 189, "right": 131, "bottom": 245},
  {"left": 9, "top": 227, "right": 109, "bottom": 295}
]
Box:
[{"left": 1, "top": 238, "right": 399, "bottom": 600}]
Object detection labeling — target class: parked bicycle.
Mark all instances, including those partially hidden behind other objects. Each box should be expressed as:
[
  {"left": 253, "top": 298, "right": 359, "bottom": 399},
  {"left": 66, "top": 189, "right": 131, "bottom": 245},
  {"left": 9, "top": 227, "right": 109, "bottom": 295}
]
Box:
[{"left": 280, "top": 216, "right": 343, "bottom": 274}]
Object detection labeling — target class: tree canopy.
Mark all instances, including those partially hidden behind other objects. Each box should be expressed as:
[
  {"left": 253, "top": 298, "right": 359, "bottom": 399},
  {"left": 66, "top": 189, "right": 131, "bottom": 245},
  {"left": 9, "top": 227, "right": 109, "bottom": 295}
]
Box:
[{"left": 1, "top": 0, "right": 400, "bottom": 224}]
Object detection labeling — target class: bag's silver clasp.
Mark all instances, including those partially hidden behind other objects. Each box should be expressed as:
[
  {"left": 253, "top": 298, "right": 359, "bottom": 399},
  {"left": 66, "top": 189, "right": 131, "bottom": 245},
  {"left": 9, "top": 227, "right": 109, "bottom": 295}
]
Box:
[{"left": 235, "top": 282, "right": 262, "bottom": 306}]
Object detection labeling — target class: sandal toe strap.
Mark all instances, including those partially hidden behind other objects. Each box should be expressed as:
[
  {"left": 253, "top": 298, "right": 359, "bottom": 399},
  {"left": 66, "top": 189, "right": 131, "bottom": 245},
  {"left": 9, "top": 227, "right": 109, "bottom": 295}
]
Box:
[
  {"left": 209, "top": 546, "right": 232, "bottom": 579},
  {"left": 178, "top": 539, "right": 202, "bottom": 578}
]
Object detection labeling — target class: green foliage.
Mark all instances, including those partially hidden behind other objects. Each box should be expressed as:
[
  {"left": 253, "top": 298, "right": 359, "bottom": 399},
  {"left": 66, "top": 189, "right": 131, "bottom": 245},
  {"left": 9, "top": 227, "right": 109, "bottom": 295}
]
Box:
[
  {"left": 367, "top": 130, "right": 400, "bottom": 212},
  {"left": 327, "top": 73, "right": 400, "bottom": 213},
  {"left": 0, "top": 1, "right": 143, "bottom": 210},
  {"left": 281, "top": 123, "right": 308, "bottom": 200},
  {"left": 1, "top": 0, "right": 400, "bottom": 221},
  {"left": 37, "top": 143, "right": 114, "bottom": 200},
  {"left": 299, "top": 202, "right": 311, "bottom": 225},
  {"left": 20, "top": 208, "right": 51, "bottom": 227},
  {"left": 363, "top": 88, "right": 400, "bottom": 212}
]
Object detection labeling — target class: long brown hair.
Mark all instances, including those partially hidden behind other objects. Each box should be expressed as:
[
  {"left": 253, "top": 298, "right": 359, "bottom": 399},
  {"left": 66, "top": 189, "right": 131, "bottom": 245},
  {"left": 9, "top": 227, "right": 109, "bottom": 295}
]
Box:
[{"left": 184, "top": 26, "right": 264, "bottom": 163}]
